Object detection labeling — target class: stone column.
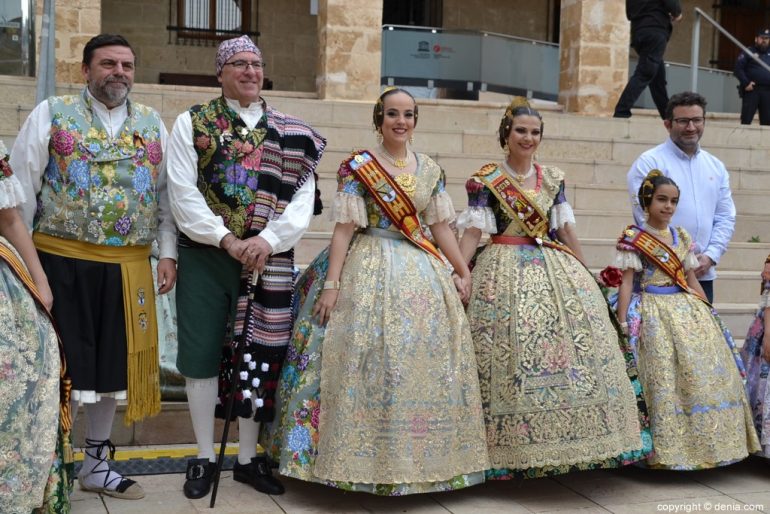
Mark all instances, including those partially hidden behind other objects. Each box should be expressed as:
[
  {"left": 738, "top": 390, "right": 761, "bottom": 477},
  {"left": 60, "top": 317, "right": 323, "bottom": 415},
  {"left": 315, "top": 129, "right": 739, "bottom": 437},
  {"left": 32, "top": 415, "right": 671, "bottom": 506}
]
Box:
[
  {"left": 35, "top": 0, "right": 102, "bottom": 85},
  {"left": 558, "top": 0, "right": 629, "bottom": 115},
  {"left": 316, "top": 0, "right": 383, "bottom": 100}
]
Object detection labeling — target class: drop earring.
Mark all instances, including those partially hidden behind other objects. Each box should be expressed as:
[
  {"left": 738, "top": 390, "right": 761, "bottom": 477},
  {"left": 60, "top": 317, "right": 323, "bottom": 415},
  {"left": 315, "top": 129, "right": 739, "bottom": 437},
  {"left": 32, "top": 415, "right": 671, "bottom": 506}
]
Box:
[
  {"left": 408, "top": 135, "right": 414, "bottom": 145},
  {"left": 503, "top": 143, "right": 510, "bottom": 156},
  {"left": 375, "top": 128, "right": 383, "bottom": 144}
]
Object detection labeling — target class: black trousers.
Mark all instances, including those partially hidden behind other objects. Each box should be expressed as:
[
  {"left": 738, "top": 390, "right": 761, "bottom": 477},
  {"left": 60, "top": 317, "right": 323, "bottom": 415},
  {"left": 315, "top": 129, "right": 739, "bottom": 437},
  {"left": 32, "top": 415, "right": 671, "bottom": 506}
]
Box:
[
  {"left": 614, "top": 28, "right": 670, "bottom": 119},
  {"left": 699, "top": 279, "right": 714, "bottom": 304},
  {"left": 38, "top": 251, "right": 128, "bottom": 392},
  {"left": 740, "top": 87, "right": 770, "bottom": 125}
]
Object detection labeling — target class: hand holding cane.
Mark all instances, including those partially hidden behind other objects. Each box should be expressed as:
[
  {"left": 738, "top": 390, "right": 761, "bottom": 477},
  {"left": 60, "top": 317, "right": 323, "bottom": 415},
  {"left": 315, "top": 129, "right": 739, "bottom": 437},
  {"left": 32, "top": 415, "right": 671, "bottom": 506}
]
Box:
[{"left": 209, "top": 270, "right": 259, "bottom": 508}]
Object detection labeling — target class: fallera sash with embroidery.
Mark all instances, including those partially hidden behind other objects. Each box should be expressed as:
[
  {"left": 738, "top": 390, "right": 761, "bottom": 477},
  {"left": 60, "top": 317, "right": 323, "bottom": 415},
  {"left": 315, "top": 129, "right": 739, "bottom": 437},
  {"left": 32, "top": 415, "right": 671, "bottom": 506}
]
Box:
[
  {"left": 344, "top": 150, "right": 443, "bottom": 262},
  {"left": 618, "top": 225, "right": 709, "bottom": 305},
  {"left": 476, "top": 163, "right": 577, "bottom": 259}
]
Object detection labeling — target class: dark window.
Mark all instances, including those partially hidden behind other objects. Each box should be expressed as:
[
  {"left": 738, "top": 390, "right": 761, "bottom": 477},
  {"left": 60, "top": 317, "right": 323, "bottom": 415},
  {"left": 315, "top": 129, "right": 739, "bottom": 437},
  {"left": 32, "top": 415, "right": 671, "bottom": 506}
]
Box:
[{"left": 168, "top": 0, "right": 258, "bottom": 43}]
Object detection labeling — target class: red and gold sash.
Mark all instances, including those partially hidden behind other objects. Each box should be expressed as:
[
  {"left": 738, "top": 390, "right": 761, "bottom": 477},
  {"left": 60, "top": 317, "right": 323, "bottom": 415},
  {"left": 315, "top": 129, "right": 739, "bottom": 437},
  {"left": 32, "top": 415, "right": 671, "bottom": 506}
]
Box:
[
  {"left": 477, "top": 163, "right": 577, "bottom": 259},
  {"left": 344, "top": 150, "right": 443, "bottom": 261},
  {"left": 477, "top": 163, "right": 548, "bottom": 238},
  {"left": 618, "top": 225, "right": 709, "bottom": 304}
]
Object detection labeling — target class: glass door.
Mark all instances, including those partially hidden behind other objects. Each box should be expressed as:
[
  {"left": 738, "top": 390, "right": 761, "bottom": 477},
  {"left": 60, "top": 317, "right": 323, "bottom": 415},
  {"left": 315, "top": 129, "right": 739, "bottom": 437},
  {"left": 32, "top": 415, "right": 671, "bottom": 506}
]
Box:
[{"left": 0, "top": 0, "right": 35, "bottom": 76}]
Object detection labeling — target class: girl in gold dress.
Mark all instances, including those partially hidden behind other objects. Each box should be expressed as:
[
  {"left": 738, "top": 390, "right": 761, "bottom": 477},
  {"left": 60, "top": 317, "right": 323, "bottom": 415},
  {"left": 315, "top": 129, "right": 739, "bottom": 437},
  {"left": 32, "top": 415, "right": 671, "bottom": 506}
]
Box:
[
  {"left": 264, "top": 88, "right": 489, "bottom": 494},
  {"left": 615, "top": 170, "right": 760, "bottom": 469},
  {"left": 457, "top": 98, "right": 650, "bottom": 479}
]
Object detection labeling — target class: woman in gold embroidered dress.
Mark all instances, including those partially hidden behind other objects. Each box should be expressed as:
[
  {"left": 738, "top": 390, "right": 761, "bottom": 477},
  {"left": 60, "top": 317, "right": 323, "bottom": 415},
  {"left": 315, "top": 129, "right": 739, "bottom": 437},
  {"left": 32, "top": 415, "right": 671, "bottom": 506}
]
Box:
[
  {"left": 456, "top": 99, "right": 650, "bottom": 479},
  {"left": 615, "top": 171, "right": 759, "bottom": 469},
  {"left": 263, "top": 88, "right": 488, "bottom": 494},
  {"left": 0, "top": 141, "right": 72, "bottom": 513}
]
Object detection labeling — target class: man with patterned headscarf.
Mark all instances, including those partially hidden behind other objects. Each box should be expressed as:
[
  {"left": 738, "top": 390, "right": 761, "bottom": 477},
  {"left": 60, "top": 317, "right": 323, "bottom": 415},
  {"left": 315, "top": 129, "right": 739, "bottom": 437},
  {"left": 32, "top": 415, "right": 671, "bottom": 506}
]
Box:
[
  {"left": 166, "top": 35, "right": 325, "bottom": 499},
  {"left": 10, "top": 33, "right": 177, "bottom": 501}
]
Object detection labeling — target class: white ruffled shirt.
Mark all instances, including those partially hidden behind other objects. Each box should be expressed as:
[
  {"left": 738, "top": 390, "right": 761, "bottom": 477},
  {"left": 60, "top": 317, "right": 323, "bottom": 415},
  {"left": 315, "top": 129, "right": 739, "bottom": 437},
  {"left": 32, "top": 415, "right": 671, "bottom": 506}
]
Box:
[{"left": 166, "top": 97, "right": 315, "bottom": 252}]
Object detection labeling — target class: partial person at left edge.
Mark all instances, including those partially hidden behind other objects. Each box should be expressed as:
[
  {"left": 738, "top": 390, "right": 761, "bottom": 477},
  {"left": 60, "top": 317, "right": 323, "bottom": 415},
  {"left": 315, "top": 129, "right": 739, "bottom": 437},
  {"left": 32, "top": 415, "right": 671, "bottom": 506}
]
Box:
[
  {"left": 0, "top": 139, "right": 74, "bottom": 513},
  {"left": 9, "top": 33, "right": 177, "bottom": 500}
]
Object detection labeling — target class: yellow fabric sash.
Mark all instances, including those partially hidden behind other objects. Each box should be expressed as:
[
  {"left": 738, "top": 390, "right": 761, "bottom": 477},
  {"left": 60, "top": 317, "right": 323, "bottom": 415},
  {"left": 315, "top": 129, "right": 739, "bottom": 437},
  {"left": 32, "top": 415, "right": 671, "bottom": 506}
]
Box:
[
  {"left": 345, "top": 150, "right": 443, "bottom": 262},
  {"left": 33, "top": 232, "right": 160, "bottom": 424},
  {"left": 618, "top": 225, "right": 710, "bottom": 305},
  {"left": 0, "top": 238, "right": 73, "bottom": 461}
]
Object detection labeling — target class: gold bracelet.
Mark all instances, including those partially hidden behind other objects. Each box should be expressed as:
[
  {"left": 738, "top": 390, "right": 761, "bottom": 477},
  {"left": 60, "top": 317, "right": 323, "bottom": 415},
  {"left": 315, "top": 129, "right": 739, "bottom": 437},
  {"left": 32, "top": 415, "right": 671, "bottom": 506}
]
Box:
[{"left": 323, "top": 280, "right": 341, "bottom": 290}]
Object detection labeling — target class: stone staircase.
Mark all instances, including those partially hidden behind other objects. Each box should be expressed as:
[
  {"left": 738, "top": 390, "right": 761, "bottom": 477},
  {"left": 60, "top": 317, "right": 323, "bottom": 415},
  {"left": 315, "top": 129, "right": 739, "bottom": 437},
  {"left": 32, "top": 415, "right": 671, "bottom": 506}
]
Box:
[{"left": 2, "top": 77, "right": 768, "bottom": 336}]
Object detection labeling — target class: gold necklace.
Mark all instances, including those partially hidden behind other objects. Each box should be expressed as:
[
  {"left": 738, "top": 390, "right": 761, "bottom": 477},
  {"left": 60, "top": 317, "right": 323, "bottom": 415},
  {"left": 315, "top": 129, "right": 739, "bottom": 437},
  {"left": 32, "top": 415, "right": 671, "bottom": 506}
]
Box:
[
  {"left": 643, "top": 222, "right": 671, "bottom": 237},
  {"left": 502, "top": 161, "right": 535, "bottom": 184},
  {"left": 379, "top": 145, "right": 410, "bottom": 169}
]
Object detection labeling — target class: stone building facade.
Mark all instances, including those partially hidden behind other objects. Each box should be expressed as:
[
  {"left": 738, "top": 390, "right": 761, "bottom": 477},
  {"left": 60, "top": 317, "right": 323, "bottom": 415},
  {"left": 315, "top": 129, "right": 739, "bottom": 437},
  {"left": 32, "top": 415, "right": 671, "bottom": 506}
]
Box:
[{"left": 23, "top": 0, "right": 723, "bottom": 114}]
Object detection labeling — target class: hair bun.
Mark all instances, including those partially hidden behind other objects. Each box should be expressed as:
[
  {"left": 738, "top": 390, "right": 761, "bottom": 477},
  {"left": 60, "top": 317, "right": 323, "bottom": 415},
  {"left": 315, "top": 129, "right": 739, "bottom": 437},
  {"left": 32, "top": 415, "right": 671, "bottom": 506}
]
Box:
[
  {"left": 504, "top": 96, "right": 531, "bottom": 119},
  {"left": 645, "top": 169, "right": 663, "bottom": 180}
]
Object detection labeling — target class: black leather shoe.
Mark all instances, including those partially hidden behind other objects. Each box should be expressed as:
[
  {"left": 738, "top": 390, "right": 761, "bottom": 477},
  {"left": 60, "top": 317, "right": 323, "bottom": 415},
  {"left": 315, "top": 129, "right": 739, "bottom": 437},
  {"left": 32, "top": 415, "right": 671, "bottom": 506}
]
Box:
[
  {"left": 233, "top": 455, "right": 285, "bottom": 495},
  {"left": 183, "top": 458, "right": 215, "bottom": 499}
]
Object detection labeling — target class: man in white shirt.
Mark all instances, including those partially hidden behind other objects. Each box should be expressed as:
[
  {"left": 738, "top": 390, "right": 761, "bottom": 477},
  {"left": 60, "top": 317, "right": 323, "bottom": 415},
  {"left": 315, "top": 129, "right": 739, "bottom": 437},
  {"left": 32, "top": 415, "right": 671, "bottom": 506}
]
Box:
[
  {"left": 627, "top": 91, "right": 736, "bottom": 302},
  {"left": 166, "top": 35, "right": 325, "bottom": 500},
  {"left": 10, "top": 34, "right": 178, "bottom": 500}
]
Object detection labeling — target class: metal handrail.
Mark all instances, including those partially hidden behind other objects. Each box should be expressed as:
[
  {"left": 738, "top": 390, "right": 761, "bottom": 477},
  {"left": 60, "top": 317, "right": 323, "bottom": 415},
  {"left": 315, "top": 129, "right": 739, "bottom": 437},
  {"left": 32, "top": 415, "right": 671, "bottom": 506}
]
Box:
[{"left": 691, "top": 7, "right": 770, "bottom": 91}]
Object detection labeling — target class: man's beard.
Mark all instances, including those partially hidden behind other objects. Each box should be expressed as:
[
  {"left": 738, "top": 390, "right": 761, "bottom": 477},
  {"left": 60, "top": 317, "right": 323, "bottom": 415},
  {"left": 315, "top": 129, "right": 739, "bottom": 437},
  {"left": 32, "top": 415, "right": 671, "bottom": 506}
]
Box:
[{"left": 91, "top": 77, "right": 131, "bottom": 106}]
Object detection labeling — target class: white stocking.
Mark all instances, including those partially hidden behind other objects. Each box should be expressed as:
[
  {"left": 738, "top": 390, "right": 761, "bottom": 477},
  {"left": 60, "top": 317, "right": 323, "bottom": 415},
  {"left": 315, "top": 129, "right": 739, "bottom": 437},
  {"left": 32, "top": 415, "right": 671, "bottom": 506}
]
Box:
[
  {"left": 79, "top": 397, "right": 125, "bottom": 490},
  {"left": 237, "top": 416, "right": 261, "bottom": 465},
  {"left": 185, "top": 376, "right": 218, "bottom": 462}
]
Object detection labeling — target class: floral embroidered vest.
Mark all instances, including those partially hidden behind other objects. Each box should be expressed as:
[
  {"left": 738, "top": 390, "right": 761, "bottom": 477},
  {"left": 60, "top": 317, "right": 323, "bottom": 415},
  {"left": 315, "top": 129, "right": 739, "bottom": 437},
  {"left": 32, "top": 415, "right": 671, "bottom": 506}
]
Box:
[
  {"left": 188, "top": 96, "right": 323, "bottom": 241},
  {"left": 38, "top": 90, "right": 164, "bottom": 246},
  {"left": 189, "top": 97, "right": 268, "bottom": 238}
]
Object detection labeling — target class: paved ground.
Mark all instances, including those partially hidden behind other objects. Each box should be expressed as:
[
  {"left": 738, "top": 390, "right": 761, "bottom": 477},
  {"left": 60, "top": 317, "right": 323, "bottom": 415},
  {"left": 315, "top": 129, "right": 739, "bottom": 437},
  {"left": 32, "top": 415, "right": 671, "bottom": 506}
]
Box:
[{"left": 70, "top": 457, "right": 770, "bottom": 514}]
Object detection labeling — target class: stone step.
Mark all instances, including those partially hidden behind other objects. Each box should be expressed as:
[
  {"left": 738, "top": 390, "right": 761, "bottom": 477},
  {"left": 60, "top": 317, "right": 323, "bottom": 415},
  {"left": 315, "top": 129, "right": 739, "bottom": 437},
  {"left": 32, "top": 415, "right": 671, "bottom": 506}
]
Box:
[
  {"left": 579, "top": 238, "right": 770, "bottom": 273},
  {"left": 567, "top": 183, "right": 770, "bottom": 216},
  {"left": 573, "top": 211, "right": 770, "bottom": 242},
  {"left": 314, "top": 148, "right": 770, "bottom": 193},
  {"left": 71, "top": 402, "right": 237, "bottom": 448},
  {"left": 306, "top": 200, "right": 770, "bottom": 243}
]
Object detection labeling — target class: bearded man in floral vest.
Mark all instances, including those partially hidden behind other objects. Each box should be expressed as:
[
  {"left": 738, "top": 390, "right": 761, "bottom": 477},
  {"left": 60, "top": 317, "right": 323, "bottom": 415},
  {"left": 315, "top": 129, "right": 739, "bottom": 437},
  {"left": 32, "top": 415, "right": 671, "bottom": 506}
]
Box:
[
  {"left": 10, "top": 34, "right": 178, "bottom": 500},
  {"left": 166, "top": 35, "right": 325, "bottom": 499}
]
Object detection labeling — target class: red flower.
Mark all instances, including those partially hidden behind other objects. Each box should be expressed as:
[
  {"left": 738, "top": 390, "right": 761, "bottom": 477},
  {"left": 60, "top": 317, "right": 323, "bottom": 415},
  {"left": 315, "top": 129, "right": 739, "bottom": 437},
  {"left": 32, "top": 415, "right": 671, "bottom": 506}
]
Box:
[
  {"left": 0, "top": 158, "right": 12, "bottom": 178},
  {"left": 599, "top": 266, "right": 623, "bottom": 288}
]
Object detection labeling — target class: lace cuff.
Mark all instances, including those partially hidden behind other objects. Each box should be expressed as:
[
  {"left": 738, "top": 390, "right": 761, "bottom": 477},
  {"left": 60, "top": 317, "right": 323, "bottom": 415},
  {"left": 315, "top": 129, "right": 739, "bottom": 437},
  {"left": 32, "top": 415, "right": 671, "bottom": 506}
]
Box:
[
  {"left": 613, "top": 250, "right": 642, "bottom": 271},
  {"left": 549, "top": 202, "right": 576, "bottom": 231},
  {"left": 422, "top": 191, "right": 456, "bottom": 226},
  {"left": 332, "top": 192, "right": 368, "bottom": 228},
  {"left": 0, "top": 174, "right": 26, "bottom": 210},
  {"left": 683, "top": 252, "right": 700, "bottom": 271},
  {"left": 760, "top": 289, "right": 770, "bottom": 309},
  {"left": 456, "top": 206, "right": 497, "bottom": 233}
]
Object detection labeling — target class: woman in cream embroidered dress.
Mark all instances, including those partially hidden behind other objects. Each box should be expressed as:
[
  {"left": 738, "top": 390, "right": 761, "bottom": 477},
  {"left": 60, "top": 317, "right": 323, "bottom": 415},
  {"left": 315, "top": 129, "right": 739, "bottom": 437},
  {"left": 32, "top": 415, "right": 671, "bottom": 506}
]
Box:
[
  {"left": 0, "top": 141, "right": 71, "bottom": 513},
  {"left": 615, "top": 171, "right": 759, "bottom": 469},
  {"left": 263, "top": 88, "right": 488, "bottom": 494},
  {"left": 457, "top": 99, "right": 649, "bottom": 479}
]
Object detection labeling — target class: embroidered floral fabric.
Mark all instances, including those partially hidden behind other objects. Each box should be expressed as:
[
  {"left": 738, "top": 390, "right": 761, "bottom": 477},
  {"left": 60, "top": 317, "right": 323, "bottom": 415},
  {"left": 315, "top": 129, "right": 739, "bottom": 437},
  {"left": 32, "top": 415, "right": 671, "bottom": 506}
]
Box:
[
  {"left": 190, "top": 98, "right": 267, "bottom": 238},
  {"left": 262, "top": 152, "right": 488, "bottom": 493},
  {"left": 739, "top": 284, "right": 770, "bottom": 457},
  {"left": 465, "top": 164, "right": 650, "bottom": 478},
  {"left": 38, "top": 92, "right": 164, "bottom": 246},
  {"left": 0, "top": 236, "right": 71, "bottom": 512},
  {"left": 618, "top": 226, "right": 760, "bottom": 469},
  {"left": 0, "top": 141, "right": 26, "bottom": 209}
]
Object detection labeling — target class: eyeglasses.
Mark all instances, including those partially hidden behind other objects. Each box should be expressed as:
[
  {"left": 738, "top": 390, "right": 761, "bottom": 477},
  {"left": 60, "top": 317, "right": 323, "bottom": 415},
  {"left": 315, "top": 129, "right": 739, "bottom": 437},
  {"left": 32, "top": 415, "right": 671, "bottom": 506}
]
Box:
[
  {"left": 223, "top": 60, "right": 265, "bottom": 71},
  {"left": 671, "top": 117, "right": 705, "bottom": 127}
]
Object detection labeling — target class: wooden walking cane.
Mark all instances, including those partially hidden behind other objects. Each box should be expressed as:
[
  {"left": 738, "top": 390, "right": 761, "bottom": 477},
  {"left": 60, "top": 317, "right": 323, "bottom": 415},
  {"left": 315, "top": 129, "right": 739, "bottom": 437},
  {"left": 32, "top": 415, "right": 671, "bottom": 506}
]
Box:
[{"left": 210, "top": 270, "right": 259, "bottom": 508}]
